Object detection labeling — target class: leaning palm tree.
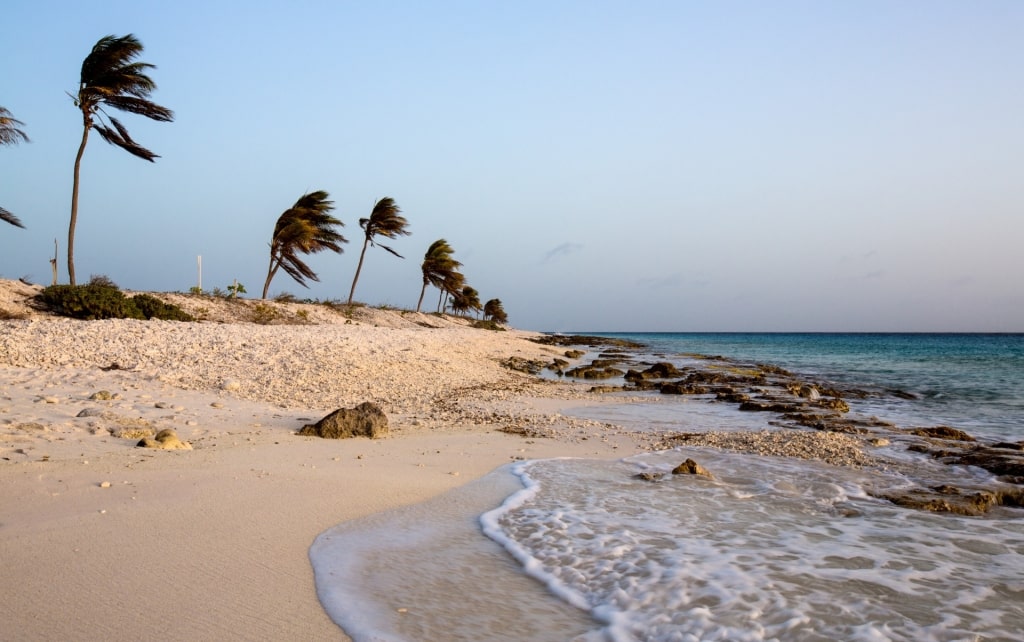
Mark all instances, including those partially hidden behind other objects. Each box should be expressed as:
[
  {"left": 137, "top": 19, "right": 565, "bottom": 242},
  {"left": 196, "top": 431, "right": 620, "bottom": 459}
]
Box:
[
  {"left": 450, "top": 285, "right": 481, "bottom": 318},
  {"left": 438, "top": 270, "right": 465, "bottom": 313},
  {"left": 483, "top": 298, "right": 508, "bottom": 324},
  {"left": 346, "top": 197, "right": 410, "bottom": 304},
  {"left": 416, "top": 239, "right": 462, "bottom": 312},
  {"left": 68, "top": 34, "right": 173, "bottom": 284},
  {"left": 1, "top": 106, "right": 29, "bottom": 228},
  {"left": 262, "top": 190, "right": 347, "bottom": 299}
]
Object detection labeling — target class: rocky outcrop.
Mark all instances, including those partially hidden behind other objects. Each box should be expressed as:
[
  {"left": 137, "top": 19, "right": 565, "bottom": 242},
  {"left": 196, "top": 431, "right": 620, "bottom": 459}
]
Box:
[
  {"left": 564, "top": 365, "right": 625, "bottom": 380},
  {"left": 873, "top": 485, "right": 1024, "bottom": 516},
  {"left": 909, "top": 426, "right": 976, "bottom": 442},
  {"left": 298, "top": 402, "right": 389, "bottom": 439}
]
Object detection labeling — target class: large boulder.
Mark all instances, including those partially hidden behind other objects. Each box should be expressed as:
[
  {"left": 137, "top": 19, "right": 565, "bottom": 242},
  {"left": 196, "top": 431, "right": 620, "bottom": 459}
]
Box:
[{"left": 298, "top": 402, "right": 389, "bottom": 439}]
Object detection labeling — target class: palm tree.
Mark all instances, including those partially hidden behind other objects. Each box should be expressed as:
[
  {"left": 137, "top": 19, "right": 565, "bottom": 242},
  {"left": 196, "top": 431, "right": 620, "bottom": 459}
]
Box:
[
  {"left": 450, "top": 285, "right": 481, "bottom": 317},
  {"left": 68, "top": 34, "right": 173, "bottom": 284},
  {"left": 484, "top": 298, "right": 508, "bottom": 324},
  {"left": 416, "top": 239, "right": 462, "bottom": 312},
  {"left": 346, "top": 197, "right": 410, "bottom": 304},
  {"left": 438, "top": 270, "right": 465, "bottom": 313},
  {"left": 1, "top": 106, "right": 29, "bottom": 228},
  {"left": 262, "top": 190, "right": 346, "bottom": 299}
]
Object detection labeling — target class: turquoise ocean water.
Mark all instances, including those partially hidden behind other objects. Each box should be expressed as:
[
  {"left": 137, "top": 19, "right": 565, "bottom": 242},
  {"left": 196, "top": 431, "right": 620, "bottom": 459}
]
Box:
[{"left": 312, "top": 333, "right": 1024, "bottom": 641}]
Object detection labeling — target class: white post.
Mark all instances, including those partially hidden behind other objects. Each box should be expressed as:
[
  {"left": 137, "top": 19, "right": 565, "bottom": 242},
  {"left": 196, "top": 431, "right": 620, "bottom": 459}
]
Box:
[{"left": 197, "top": 255, "right": 202, "bottom": 292}]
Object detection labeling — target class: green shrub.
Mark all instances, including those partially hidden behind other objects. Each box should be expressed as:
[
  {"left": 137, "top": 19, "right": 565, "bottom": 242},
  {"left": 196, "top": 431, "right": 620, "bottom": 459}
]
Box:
[
  {"left": 38, "top": 284, "right": 193, "bottom": 321},
  {"left": 132, "top": 293, "right": 194, "bottom": 321},
  {"left": 39, "top": 283, "right": 143, "bottom": 320}
]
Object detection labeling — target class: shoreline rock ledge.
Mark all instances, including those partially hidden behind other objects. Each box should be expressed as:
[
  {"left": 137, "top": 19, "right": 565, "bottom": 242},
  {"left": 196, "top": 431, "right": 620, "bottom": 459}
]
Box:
[{"left": 298, "top": 402, "right": 390, "bottom": 439}]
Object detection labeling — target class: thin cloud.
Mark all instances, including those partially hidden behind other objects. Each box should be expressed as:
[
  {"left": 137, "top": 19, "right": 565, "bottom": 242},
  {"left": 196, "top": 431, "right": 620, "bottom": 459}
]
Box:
[{"left": 543, "top": 242, "right": 584, "bottom": 263}]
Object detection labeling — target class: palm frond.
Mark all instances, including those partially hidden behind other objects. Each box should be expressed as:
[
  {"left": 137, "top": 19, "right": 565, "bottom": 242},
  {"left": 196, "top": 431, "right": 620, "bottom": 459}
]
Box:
[
  {"left": 94, "top": 118, "right": 159, "bottom": 161},
  {"left": 0, "top": 206, "right": 25, "bottom": 228},
  {"left": 0, "top": 107, "right": 30, "bottom": 146},
  {"left": 361, "top": 197, "right": 411, "bottom": 240}
]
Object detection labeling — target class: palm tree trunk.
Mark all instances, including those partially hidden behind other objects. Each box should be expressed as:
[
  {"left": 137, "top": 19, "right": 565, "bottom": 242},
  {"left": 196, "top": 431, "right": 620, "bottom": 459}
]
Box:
[
  {"left": 68, "top": 120, "right": 91, "bottom": 286},
  {"left": 416, "top": 279, "right": 428, "bottom": 313},
  {"left": 262, "top": 254, "right": 279, "bottom": 300},
  {"left": 347, "top": 238, "right": 370, "bottom": 305}
]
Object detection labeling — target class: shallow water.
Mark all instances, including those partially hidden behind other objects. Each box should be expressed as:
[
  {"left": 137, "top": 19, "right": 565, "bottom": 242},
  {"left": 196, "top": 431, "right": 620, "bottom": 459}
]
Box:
[
  {"left": 484, "top": 452, "right": 1024, "bottom": 642},
  {"left": 312, "top": 333, "right": 1024, "bottom": 641},
  {"left": 309, "top": 467, "right": 600, "bottom": 642}
]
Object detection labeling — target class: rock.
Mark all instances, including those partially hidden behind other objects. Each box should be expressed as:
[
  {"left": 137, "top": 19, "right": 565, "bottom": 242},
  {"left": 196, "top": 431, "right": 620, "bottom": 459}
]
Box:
[
  {"left": 660, "top": 382, "right": 709, "bottom": 395},
  {"left": 910, "top": 426, "right": 976, "bottom": 442},
  {"left": 817, "top": 398, "right": 850, "bottom": 413},
  {"left": 671, "top": 458, "right": 714, "bottom": 479},
  {"left": 221, "top": 379, "right": 242, "bottom": 392},
  {"left": 137, "top": 428, "right": 192, "bottom": 450},
  {"left": 633, "top": 472, "right": 665, "bottom": 482},
  {"left": 798, "top": 385, "right": 821, "bottom": 401},
  {"left": 90, "top": 390, "right": 114, "bottom": 401},
  {"left": 503, "top": 357, "right": 546, "bottom": 375},
  {"left": 564, "top": 366, "right": 625, "bottom": 380},
  {"left": 564, "top": 350, "right": 585, "bottom": 359},
  {"left": 298, "top": 402, "right": 389, "bottom": 439}
]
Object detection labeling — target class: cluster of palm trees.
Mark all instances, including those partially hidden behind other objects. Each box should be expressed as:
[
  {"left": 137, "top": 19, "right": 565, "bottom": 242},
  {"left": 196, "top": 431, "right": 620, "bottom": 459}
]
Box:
[
  {"left": 3, "top": 32, "right": 507, "bottom": 321},
  {"left": 262, "top": 190, "right": 507, "bottom": 322}
]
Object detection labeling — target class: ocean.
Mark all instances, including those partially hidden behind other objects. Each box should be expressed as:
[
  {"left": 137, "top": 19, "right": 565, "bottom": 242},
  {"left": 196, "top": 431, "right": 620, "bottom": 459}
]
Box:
[{"left": 311, "top": 333, "right": 1024, "bottom": 641}]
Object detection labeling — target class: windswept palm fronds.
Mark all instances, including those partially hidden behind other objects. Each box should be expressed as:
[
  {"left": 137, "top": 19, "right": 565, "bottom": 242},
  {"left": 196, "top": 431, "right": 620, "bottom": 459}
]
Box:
[
  {"left": 484, "top": 298, "right": 508, "bottom": 324},
  {"left": 416, "top": 238, "right": 462, "bottom": 312},
  {"left": 0, "top": 107, "right": 30, "bottom": 146},
  {"left": 262, "top": 191, "right": 347, "bottom": 299},
  {"left": 68, "top": 34, "right": 173, "bottom": 284},
  {"left": 450, "top": 285, "right": 481, "bottom": 318},
  {"left": 1, "top": 107, "right": 29, "bottom": 228},
  {"left": 347, "top": 197, "right": 410, "bottom": 305}
]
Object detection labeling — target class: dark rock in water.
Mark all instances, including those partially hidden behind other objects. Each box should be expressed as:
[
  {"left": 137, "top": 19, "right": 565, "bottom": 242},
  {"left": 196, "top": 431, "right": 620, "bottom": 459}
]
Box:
[
  {"left": 298, "top": 402, "right": 389, "bottom": 439},
  {"left": 739, "top": 400, "right": 805, "bottom": 413},
  {"left": 660, "top": 382, "right": 709, "bottom": 395},
  {"left": 547, "top": 358, "right": 569, "bottom": 370},
  {"left": 564, "top": 365, "right": 625, "bottom": 380},
  {"left": 671, "top": 458, "right": 714, "bottom": 479},
  {"left": 888, "top": 388, "right": 919, "bottom": 400},
  {"left": 910, "top": 426, "right": 976, "bottom": 442},
  {"left": 816, "top": 398, "right": 850, "bottom": 413},
  {"left": 589, "top": 385, "right": 622, "bottom": 393},
  {"left": 638, "top": 362, "right": 683, "bottom": 379},
  {"left": 716, "top": 391, "right": 750, "bottom": 403},
  {"left": 564, "top": 349, "right": 586, "bottom": 359},
  {"left": 992, "top": 442, "right": 1024, "bottom": 451},
  {"left": 634, "top": 472, "right": 665, "bottom": 482},
  {"left": 874, "top": 485, "right": 1024, "bottom": 516},
  {"left": 954, "top": 449, "right": 1024, "bottom": 479}
]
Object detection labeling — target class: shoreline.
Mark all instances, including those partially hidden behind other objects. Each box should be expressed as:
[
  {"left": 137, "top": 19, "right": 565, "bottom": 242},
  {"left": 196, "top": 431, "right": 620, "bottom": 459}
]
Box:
[
  {"left": 5, "top": 283, "right": 1017, "bottom": 639},
  {"left": 0, "top": 289, "right": 643, "bottom": 640}
]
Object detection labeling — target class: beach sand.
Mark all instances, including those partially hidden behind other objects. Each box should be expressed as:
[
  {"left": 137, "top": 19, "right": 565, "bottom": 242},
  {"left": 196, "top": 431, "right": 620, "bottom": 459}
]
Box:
[{"left": 0, "top": 282, "right": 637, "bottom": 640}]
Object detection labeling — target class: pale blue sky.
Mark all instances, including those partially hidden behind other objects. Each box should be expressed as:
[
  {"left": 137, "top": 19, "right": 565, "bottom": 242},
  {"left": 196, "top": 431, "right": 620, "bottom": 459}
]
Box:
[{"left": 2, "top": 1, "right": 1021, "bottom": 331}]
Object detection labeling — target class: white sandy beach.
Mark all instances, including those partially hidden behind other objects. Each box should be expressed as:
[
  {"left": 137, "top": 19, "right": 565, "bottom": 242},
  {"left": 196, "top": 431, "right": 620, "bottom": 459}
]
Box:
[{"left": 0, "top": 281, "right": 638, "bottom": 640}]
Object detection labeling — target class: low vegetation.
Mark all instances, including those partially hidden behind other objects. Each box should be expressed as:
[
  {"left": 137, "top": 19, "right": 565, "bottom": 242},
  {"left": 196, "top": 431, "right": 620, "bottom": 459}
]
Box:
[{"left": 37, "top": 278, "right": 193, "bottom": 321}]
